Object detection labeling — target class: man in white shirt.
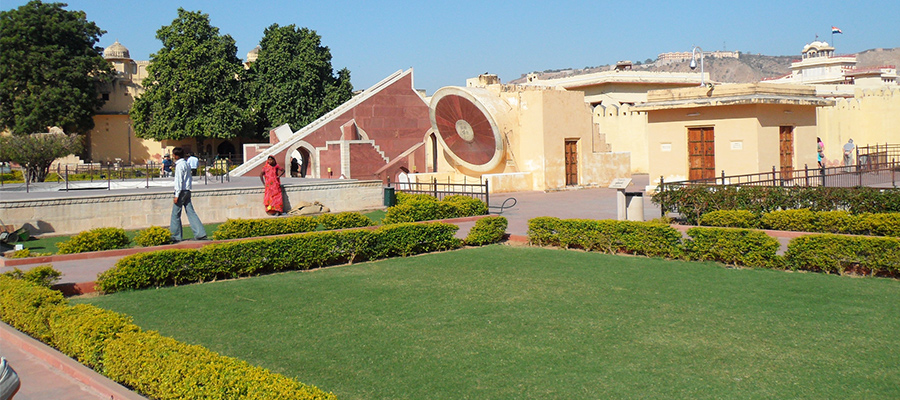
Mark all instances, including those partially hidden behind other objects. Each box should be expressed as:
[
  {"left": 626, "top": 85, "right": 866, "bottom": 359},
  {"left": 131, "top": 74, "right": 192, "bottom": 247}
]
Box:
[
  {"left": 170, "top": 147, "right": 207, "bottom": 242},
  {"left": 187, "top": 153, "right": 199, "bottom": 176}
]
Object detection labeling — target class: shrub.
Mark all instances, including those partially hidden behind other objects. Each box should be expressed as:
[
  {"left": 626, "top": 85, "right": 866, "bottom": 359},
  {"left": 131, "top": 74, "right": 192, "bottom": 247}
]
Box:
[
  {"left": 1, "top": 265, "right": 62, "bottom": 287},
  {"left": 96, "top": 249, "right": 204, "bottom": 294},
  {"left": 317, "top": 212, "right": 374, "bottom": 230},
  {"left": 698, "top": 210, "right": 759, "bottom": 228},
  {"left": 56, "top": 227, "right": 130, "bottom": 254},
  {"left": 527, "top": 218, "right": 683, "bottom": 258},
  {"left": 863, "top": 213, "right": 900, "bottom": 237},
  {"left": 527, "top": 217, "right": 563, "bottom": 247},
  {"left": 97, "top": 224, "right": 461, "bottom": 293},
  {"left": 465, "top": 216, "right": 508, "bottom": 246},
  {"left": 384, "top": 195, "right": 487, "bottom": 224},
  {"left": 48, "top": 304, "right": 141, "bottom": 370},
  {"left": 784, "top": 234, "right": 900, "bottom": 276},
  {"left": 134, "top": 226, "right": 172, "bottom": 247},
  {"left": 443, "top": 195, "right": 488, "bottom": 216},
  {"left": 396, "top": 192, "right": 437, "bottom": 205},
  {"left": 104, "top": 331, "right": 336, "bottom": 400},
  {"left": 0, "top": 276, "right": 66, "bottom": 341},
  {"left": 760, "top": 209, "right": 817, "bottom": 232},
  {"left": 652, "top": 186, "right": 900, "bottom": 225},
  {"left": 382, "top": 199, "right": 458, "bottom": 224},
  {"left": 213, "top": 215, "right": 318, "bottom": 240},
  {"left": 3, "top": 248, "right": 50, "bottom": 259},
  {"left": 684, "top": 227, "right": 782, "bottom": 268}
]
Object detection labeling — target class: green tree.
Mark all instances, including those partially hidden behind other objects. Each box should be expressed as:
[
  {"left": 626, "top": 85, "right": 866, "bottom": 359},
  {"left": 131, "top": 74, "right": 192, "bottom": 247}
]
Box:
[
  {"left": 131, "top": 8, "right": 251, "bottom": 142},
  {"left": 0, "top": 133, "right": 83, "bottom": 182},
  {"left": 247, "top": 24, "right": 352, "bottom": 132},
  {"left": 0, "top": 1, "right": 113, "bottom": 135}
]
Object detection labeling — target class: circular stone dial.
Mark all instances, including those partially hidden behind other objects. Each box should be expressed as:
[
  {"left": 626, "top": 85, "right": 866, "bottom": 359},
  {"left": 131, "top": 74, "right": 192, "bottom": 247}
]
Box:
[{"left": 432, "top": 94, "right": 498, "bottom": 166}]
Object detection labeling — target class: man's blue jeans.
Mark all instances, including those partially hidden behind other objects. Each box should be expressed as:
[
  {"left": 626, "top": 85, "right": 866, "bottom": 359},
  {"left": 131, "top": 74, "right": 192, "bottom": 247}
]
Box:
[{"left": 170, "top": 191, "right": 206, "bottom": 241}]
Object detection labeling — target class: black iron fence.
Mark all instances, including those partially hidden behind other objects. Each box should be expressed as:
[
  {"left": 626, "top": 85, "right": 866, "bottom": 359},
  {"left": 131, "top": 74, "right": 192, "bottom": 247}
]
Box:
[
  {"left": 659, "top": 159, "right": 899, "bottom": 191},
  {"left": 857, "top": 143, "right": 900, "bottom": 169},
  {"left": 1, "top": 159, "right": 235, "bottom": 192},
  {"left": 392, "top": 177, "right": 490, "bottom": 206}
]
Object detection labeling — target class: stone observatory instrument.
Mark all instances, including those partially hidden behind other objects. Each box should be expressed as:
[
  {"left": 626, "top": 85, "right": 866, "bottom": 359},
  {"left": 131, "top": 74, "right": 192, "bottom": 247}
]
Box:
[{"left": 429, "top": 87, "right": 513, "bottom": 173}]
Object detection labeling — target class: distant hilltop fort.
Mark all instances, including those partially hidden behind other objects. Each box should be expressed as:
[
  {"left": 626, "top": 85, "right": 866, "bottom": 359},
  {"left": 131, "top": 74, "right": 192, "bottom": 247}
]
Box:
[{"left": 657, "top": 50, "right": 741, "bottom": 65}]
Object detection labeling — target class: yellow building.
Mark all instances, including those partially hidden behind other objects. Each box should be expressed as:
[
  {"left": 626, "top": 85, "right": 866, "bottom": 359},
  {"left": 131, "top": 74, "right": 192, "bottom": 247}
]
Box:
[
  {"left": 419, "top": 74, "right": 630, "bottom": 192},
  {"left": 634, "top": 83, "right": 832, "bottom": 188},
  {"left": 87, "top": 41, "right": 248, "bottom": 166}
]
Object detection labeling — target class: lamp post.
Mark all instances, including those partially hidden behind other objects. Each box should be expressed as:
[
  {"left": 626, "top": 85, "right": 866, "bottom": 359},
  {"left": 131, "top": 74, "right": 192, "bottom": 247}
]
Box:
[{"left": 690, "top": 46, "right": 705, "bottom": 86}]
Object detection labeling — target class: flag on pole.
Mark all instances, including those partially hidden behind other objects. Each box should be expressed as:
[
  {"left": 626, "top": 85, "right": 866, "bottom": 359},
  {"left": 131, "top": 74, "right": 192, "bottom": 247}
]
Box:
[{"left": 832, "top": 26, "right": 843, "bottom": 34}]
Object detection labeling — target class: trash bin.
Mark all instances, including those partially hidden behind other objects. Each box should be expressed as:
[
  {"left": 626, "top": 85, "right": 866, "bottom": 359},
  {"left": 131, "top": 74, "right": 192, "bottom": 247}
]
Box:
[
  {"left": 384, "top": 187, "right": 396, "bottom": 207},
  {"left": 624, "top": 191, "right": 644, "bottom": 222}
]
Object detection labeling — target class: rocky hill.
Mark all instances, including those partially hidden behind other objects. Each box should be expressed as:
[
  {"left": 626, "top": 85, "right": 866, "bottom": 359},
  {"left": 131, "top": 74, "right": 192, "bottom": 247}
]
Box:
[{"left": 511, "top": 48, "right": 900, "bottom": 84}]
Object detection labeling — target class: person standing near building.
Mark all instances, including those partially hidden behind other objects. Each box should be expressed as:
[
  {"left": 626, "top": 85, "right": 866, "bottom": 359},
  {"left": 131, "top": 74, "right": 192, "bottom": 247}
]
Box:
[
  {"left": 170, "top": 147, "right": 207, "bottom": 242},
  {"left": 161, "top": 154, "right": 173, "bottom": 177},
  {"left": 187, "top": 152, "right": 199, "bottom": 176},
  {"left": 843, "top": 138, "right": 855, "bottom": 167},
  {"left": 817, "top": 137, "right": 825, "bottom": 168}
]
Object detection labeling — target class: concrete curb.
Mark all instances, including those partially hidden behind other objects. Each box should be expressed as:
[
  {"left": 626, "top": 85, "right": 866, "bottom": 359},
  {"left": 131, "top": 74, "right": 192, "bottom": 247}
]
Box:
[{"left": 0, "top": 322, "right": 145, "bottom": 400}]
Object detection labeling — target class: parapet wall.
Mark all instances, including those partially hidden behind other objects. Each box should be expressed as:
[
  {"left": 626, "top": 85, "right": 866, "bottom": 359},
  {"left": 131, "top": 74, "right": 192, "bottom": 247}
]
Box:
[
  {"left": 0, "top": 181, "right": 383, "bottom": 236},
  {"left": 817, "top": 87, "right": 900, "bottom": 162}
]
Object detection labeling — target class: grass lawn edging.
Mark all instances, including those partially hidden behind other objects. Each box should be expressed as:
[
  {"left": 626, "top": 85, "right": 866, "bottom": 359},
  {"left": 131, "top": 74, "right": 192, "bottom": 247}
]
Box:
[{"left": 0, "top": 276, "right": 336, "bottom": 399}]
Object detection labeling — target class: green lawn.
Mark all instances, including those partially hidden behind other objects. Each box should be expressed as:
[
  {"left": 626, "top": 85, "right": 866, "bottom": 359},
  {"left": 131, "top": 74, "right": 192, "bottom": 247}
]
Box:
[
  {"left": 22, "top": 210, "right": 384, "bottom": 254},
  {"left": 76, "top": 246, "right": 900, "bottom": 399}
]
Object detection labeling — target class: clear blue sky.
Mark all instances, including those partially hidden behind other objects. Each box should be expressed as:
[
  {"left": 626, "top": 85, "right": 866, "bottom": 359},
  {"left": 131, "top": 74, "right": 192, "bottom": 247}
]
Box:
[{"left": 5, "top": 0, "right": 899, "bottom": 93}]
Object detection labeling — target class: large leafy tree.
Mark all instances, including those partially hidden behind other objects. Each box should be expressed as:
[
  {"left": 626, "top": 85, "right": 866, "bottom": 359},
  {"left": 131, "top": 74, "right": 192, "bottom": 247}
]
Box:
[
  {"left": 131, "top": 8, "right": 251, "bottom": 141},
  {"left": 0, "top": 1, "right": 113, "bottom": 135},
  {"left": 247, "top": 24, "right": 353, "bottom": 132},
  {"left": 0, "top": 133, "right": 83, "bottom": 182}
]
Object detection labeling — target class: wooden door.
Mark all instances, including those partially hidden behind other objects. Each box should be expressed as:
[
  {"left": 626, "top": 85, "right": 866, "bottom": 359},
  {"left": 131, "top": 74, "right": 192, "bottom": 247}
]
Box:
[
  {"left": 688, "top": 127, "right": 715, "bottom": 180},
  {"left": 779, "top": 126, "right": 794, "bottom": 179},
  {"left": 565, "top": 140, "right": 578, "bottom": 186}
]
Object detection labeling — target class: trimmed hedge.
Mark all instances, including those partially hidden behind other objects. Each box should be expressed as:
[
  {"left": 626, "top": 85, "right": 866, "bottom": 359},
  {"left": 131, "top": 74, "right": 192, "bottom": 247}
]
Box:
[
  {"left": 698, "top": 210, "right": 759, "bottom": 229},
  {"left": 653, "top": 186, "right": 900, "bottom": 224},
  {"left": 105, "top": 331, "right": 335, "bottom": 400},
  {"left": 527, "top": 217, "right": 683, "bottom": 259},
  {"left": 48, "top": 304, "right": 140, "bottom": 370},
  {"left": 698, "top": 209, "right": 900, "bottom": 237},
  {"left": 684, "top": 227, "right": 782, "bottom": 268},
  {"left": 134, "top": 226, "right": 173, "bottom": 247},
  {"left": 56, "top": 227, "right": 130, "bottom": 254},
  {"left": 213, "top": 212, "right": 375, "bottom": 240},
  {"left": 465, "top": 216, "right": 508, "bottom": 246},
  {"left": 526, "top": 217, "right": 898, "bottom": 275},
  {"left": 784, "top": 234, "right": 900, "bottom": 275},
  {"left": 0, "top": 278, "right": 335, "bottom": 399},
  {"left": 1, "top": 265, "right": 61, "bottom": 287},
  {"left": 213, "top": 215, "right": 318, "bottom": 240},
  {"left": 0, "top": 276, "right": 65, "bottom": 341},
  {"left": 317, "top": 212, "right": 374, "bottom": 231},
  {"left": 383, "top": 195, "right": 487, "bottom": 224},
  {"left": 98, "top": 223, "right": 462, "bottom": 293}
]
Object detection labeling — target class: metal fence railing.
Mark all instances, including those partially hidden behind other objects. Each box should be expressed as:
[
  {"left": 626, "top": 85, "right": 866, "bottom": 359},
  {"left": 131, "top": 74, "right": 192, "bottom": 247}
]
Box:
[
  {"left": 391, "top": 177, "right": 490, "bottom": 206},
  {"left": 1, "top": 158, "right": 235, "bottom": 193},
  {"left": 659, "top": 159, "right": 899, "bottom": 191}
]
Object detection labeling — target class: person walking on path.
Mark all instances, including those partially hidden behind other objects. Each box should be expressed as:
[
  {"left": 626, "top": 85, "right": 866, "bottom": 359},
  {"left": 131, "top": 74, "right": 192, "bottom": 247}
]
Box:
[
  {"left": 170, "top": 147, "right": 207, "bottom": 242},
  {"left": 817, "top": 137, "right": 825, "bottom": 168},
  {"left": 187, "top": 153, "right": 199, "bottom": 176},
  {"left": 260, "top": 156, "right": 285, "bottom": 215},
  {"left": 843, "top": 138, "right": 855, "bottom": 167}
]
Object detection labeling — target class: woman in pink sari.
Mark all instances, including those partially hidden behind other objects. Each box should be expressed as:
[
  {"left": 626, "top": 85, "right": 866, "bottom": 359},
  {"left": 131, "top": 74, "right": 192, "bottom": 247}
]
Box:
[{"left": 260, "top": 156, "right": 285, "bottom": 215}]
